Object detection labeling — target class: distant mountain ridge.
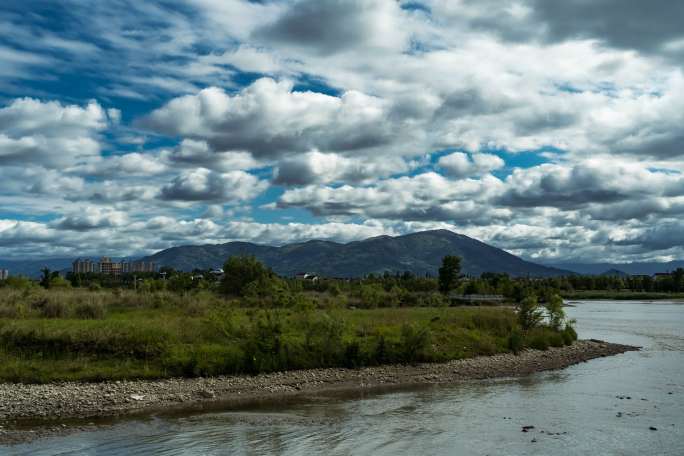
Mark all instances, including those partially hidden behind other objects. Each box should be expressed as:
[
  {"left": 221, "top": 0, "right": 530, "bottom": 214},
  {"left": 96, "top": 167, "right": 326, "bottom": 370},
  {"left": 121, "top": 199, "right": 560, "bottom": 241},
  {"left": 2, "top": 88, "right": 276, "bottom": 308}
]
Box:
[
  {"left": 139, "top": 229, "right": 571, "bottom": 277},
  {"left": 546, "top": 261, "right": 684, "bottom": 276},
  {"left": 4, "top": 234, "right": 682, "bottom": 278}
]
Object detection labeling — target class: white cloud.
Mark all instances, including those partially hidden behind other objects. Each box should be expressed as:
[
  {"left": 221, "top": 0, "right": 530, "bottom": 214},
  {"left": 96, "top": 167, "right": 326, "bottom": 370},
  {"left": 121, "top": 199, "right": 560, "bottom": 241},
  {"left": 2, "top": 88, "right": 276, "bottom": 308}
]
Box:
[
  {"left": 0, "top": 98, "right": 108, "bottom": 168},
  {"left": 278, "top": 171, "right": 507, "bottom": 222},
  {"left": 438, "top": 152, "right": 505, "bottom": 178},
  {"left": 52, "top": 207, "right": 129, "bottom": 231},
  {"left": 159, "top": 168, "right": 268, "bottom": 202},
  {"left": 273, "top": 150, "right": 410, "bottom": 185},
  {"left": 142, "top": 78, "right": 400, "bottom": 160}
]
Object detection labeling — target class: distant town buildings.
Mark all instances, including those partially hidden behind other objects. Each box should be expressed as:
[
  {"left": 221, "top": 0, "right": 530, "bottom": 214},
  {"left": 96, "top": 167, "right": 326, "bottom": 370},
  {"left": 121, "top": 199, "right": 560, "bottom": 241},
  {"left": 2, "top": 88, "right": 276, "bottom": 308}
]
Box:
[
  {"left": 0, "top": 269, "right": 8, "bottom": 280},
  {"left": 72, "top": 259, "right": 97, "bottom": 274},
  {"left": 123, "top": 261, "right": 157, "bottom": 273},
  {"left": 295, "top": 272, "right": 319, "bottom": 282},
  {"left": 72, "top": 257, "right": 156, "bottom": 276}
]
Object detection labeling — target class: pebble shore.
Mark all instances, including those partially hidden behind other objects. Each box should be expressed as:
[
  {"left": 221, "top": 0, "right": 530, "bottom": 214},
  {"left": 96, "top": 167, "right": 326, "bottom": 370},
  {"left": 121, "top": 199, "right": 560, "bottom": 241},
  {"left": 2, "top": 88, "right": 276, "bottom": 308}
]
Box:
[{"left": 0, "top": 339, "right": 638, "bottom": 445}]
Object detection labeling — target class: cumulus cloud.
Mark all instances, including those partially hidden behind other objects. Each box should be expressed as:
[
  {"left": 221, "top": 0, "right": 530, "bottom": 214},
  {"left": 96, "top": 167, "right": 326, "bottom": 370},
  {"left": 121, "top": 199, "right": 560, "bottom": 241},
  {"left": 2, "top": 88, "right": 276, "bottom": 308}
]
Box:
[
  {"left": 254, "top": 0, "right": 408, "bottom": 55},
  {"left": 499, "top": 159, "right": 684, "bottom": 209},
  {"left": 278, "top": 172, "right": 508, "bottom": 223},
  {"left": 141, "top": 78, "right": 398, "bottom": 159},
  {"left": 438, "top": 152, "right": 505, "bottom": 178},
  {"left": 159, "top": 168, "right": 268, "bottom": 202},
  {"left": 163, "top": 139, "right": 261, "bottom": 172},
  {"left": 273, "top": 150, "right": 410, "bottom": 186},
  {"left": 0, "top": 98, "right": 107, "bottom": 168},
  {"left": 52, "top": 207, "right": 129, "bottom": 231},
  {"left": 74, "top": 153, "right": 168, "bottom": 177}
]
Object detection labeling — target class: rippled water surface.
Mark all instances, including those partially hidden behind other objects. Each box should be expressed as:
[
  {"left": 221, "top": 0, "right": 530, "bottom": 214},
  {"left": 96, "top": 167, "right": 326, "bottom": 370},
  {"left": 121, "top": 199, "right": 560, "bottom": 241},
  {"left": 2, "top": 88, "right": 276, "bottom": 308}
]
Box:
[{"left": 6, "top": 301, "right": 684, "bottom": 455}]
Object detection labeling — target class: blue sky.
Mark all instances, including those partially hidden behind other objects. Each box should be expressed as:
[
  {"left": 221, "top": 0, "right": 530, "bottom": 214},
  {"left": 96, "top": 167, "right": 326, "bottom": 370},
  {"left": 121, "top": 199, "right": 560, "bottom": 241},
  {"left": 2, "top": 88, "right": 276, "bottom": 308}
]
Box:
[{"left": 1, "top": 0, "right": 684, "bottom": 263}]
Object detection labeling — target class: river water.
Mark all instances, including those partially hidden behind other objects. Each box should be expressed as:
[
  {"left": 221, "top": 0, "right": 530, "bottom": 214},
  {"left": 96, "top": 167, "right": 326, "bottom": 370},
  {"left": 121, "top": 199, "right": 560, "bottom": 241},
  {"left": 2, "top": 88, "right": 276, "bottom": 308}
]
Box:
[{"left": 5, "top": 301, "right": 684, "bottom": 455}]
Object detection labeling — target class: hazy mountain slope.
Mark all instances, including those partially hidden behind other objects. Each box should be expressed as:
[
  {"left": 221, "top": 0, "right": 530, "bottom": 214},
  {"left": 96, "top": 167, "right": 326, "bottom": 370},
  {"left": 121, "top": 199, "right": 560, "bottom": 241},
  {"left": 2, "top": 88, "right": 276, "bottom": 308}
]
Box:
[
  {"left": 0, "top": 258, "right": 74, "bottom": 278},
  {"left": 547, "top": 261, "right": 684, "bottom": 275}
]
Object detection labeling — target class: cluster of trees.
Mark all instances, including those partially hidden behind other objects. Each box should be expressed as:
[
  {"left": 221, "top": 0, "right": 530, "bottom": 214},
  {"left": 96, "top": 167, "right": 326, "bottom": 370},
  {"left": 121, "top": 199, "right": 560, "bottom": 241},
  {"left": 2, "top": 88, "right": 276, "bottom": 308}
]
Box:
[{"left": 4, "top": 256, "right": 683, "bottom": 305}]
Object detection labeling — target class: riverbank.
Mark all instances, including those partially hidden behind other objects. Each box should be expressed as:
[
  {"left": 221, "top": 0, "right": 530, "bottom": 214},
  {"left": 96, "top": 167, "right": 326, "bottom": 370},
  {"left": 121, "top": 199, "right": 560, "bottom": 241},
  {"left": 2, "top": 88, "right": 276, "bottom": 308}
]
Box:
[
  {"left": 0, "top": 339, "right": 638, "bottom": 445},
  {"left": 562, "top": 291, "right": 684, "bottom": 301}
]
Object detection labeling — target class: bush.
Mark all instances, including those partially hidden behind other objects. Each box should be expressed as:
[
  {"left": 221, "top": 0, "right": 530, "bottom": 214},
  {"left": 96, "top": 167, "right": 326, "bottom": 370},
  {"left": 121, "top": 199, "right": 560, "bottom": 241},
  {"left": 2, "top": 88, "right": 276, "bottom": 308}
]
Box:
[
  {"left": 1, "top": 276, "right": 34, "bottom": 290},
  {"left": 524, "top": 328, "right": 564, "bottom": 350},
  {"left": 527, "top": 332, "right": 549, "bottom": 350},
  {"left": 508, "top": 329, "right": 523, "bottom": 354},
  {"left": 398, "top": 323, "right": 431, "bottom": 363},
  {"left": 0, "top": 304, "right": 22, "bottom": 319},
  {"left": 562, "top": 325, "right": 578, "bottom": 345},
  {"left": 358, "top": 283, "right": 386, "bottom": 308},
  {"left": 221, "top": 256, "right": 274, "bottom": 297},
  {"left": 74, "top": 301, "right": 106, "bottom": 319},
  {"left": 343, "top": 340, "right": 364, "bottom": 368},
  {"left": 163, "top": 344, "right": 245, "bottom": 377},
  {"left": 40, "top": 299, "right": 69, "bottom": 319},
  {"left": 518, "top": 295, "right": 543, "bottom": 330}
]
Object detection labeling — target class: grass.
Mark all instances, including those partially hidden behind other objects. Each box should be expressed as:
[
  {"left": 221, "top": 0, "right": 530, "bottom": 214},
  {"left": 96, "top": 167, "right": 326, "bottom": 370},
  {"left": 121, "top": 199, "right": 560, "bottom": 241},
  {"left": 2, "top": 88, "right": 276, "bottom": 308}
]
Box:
[{"left": 0, "top": 288, "right": 575, "bottom": 383}]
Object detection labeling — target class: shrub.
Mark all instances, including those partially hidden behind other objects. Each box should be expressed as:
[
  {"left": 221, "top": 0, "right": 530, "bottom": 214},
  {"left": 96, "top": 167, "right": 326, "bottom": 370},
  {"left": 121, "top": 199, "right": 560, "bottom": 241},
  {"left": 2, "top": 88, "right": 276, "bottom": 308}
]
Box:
[
  {"left": 527, "top": 332, "right": 549, "bottom": 350},
  {"left": 562, "top": 324, "right": 578, "bottom": 345},
  {"left": 221, "top": 256, "right": 274, "bottom": 296},
  {"left": 398, "top": 323, "right": 431, "bottom": 363},
  {"left": 0, "top": 304, "right": 21, "bottom": 319},
  {"left": 374, "top": 335, "right": 389, "bottom": 364},
  {"left": 508, "top": 329, "right": 524, "bottom": 354},
  {"left": 74, "top": 301, "right": 106, "bottom": 319},
  {"left": 40, "top": 299, "right": 69, "bottom": 319},
  {"left": 163, "top": 344, "right": 245, "bottom": 377},
  {"left": 524, "top": 328, "right": 564, "bottom": 351},
  {"left": 183, "top": 298, "right": 209, "bottom": 317},
  {"left": 518, "top": 295, "right": 543, "bottom": 330},
  {"left": 544, "top": 294, "right": 566, "bottom": 330},
  {"left": 1, "top": 276, "right": 34, "bottom": 290},
  {"left": 343, "top": 340, "right": 364, "bottom": 368},
  {"left": 358, "top": 283, "right": 385, "bottom": 308}
]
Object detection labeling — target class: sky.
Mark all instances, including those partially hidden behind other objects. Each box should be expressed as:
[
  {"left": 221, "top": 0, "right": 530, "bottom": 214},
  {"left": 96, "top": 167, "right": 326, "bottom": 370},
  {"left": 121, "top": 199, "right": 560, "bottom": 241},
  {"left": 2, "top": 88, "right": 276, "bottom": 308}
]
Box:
[{"left": 1, "top": 0, "right": 683, "bottom": 263}]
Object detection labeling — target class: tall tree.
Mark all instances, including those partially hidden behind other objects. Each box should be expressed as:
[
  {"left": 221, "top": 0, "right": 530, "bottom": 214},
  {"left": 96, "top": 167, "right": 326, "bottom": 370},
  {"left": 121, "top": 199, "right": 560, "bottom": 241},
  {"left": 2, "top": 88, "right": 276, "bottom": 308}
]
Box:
[
  {"left": 518, "top": 295, "right": 544, "bottom": 330},
  {"left": 544, "top": 294, "right": 566, "bottom": 330},
  {"left": 221, "top": 256, "right": 273, "bottom": 296},
  {"left": 438, "top": 255, "right": 462, "bottom": 294},
  {"left": 39, "top": 267, "right": 59, "bottom": 289}
]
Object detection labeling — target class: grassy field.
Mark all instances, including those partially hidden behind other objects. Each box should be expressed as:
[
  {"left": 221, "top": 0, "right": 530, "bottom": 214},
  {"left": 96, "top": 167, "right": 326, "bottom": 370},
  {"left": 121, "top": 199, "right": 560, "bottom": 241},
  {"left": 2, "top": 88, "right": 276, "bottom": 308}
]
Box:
[{"left": 0, "top": 288, "right": 574, "bottom": 383}]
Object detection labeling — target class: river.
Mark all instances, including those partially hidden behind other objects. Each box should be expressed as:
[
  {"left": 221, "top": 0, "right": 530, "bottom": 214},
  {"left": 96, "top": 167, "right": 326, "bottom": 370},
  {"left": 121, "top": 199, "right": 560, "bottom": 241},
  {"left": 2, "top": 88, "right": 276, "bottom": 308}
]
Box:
[{"left": 5, "top": 301, "right": 684, "bottom": 455}]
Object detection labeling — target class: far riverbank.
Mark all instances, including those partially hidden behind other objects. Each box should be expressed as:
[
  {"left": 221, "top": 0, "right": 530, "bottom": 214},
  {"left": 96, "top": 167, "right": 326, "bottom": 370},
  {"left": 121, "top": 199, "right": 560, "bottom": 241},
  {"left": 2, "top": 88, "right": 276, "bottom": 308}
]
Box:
[
  {"left": 562, "top": 292, "right": 684, "bottom": 301},
  {"left": 0, "top": 339, "right": 637, "bottom": 445}
]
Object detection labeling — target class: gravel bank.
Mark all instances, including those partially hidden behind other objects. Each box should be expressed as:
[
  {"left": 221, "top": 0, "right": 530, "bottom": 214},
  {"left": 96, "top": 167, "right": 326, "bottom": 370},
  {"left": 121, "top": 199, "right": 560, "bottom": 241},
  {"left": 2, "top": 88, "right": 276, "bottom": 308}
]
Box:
[{"left": 0, "top": 339, "right": 638, "bottom": 445}]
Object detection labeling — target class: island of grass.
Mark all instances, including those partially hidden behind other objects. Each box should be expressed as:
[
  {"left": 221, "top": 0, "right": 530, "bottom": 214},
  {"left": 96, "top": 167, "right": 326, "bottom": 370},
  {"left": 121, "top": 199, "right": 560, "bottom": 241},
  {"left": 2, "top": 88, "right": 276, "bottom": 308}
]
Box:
[
  {"left": 0, "top": 289, "right": 581, "bottom": 383},
  {"left": 0, "top": 255, "right": 642, "bottom": 440},
  {"left": 0, "top": 256, "right": 583, "bottom": 384}
]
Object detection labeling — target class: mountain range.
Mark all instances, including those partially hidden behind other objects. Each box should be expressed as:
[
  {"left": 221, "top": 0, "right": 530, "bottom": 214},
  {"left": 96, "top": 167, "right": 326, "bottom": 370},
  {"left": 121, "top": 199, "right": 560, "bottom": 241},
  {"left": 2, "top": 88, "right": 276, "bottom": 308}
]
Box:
[
  {"left": 545, "top": 261, "right": 684, "bottom": 276},
  {"left": 138, "top": 229, "right": 570, "bottom": 277},
  {"left": 3, "top": 230, "right": 682, "bottom": 278}
]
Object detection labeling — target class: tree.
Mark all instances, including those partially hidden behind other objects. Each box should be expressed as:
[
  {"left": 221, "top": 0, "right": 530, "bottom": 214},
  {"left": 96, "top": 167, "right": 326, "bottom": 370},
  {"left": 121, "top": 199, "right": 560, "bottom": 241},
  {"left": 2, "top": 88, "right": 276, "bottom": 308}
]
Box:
[
  {"left": 518, "top": 295, "right": 543, "bottom": 330},
  {"left": 544, "top": 294, "right": 566, "bottom": 330},
  {"left": 438, "top": 255, "right": 462, "bottom": 294},
  {"left": 40, "top": 267, "right": 60, "bottom": 289},
  {"left": 673, "top": 268, "right": 684, "bottom": 292},
  {"left": 221, "top": 256, "right": 274, "bottom": 296}
]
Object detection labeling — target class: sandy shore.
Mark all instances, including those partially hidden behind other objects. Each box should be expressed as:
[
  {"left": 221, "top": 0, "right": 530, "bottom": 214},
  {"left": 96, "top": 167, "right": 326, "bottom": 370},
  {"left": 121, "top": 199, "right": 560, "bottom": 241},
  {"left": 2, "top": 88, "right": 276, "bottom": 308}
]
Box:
[{"left": 0, "top": 339, "right": 638, "bottom": 445}]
